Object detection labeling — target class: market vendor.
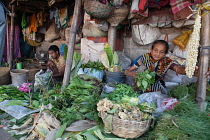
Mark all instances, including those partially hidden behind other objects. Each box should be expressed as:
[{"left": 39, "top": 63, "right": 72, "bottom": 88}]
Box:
[
  {"left": 124, "top": 40, "right": 201, "bottom": 93},
  {"left": 47, "top": 45, "right": 66, "bottom": 81}
]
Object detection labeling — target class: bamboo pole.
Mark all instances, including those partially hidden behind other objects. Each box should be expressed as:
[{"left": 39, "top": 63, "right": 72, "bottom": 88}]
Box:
[
  {"left": 196, "top": 0, "right": 210, "bottom": 110},
  {"left": 9, "top": 4, "right": 15, "bottom": 70},
  {"left": 62, "top": 0, "right": 82, "bottom": 87},
  {"left": 108, "top": 26, "right": 117, "bottom": 51}
]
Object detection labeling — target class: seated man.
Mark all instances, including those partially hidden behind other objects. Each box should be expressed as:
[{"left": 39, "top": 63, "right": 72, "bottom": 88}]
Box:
[{"left": 47, "top": 45, "right": 66, "bottom": 81}]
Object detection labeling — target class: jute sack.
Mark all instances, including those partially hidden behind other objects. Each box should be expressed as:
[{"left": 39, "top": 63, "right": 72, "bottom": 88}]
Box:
[
  {"left": 132, "top": 24, "right": 161, "bottom": 45},
  {"left": 45, "top": 22, "right": 60, "bottom": 42},
  {"left": 82, "top": 20, "right": 107, "bottom": 37}
]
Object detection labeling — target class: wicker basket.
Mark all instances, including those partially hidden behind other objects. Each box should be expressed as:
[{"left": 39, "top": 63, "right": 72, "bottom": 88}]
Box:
[
  {"left": 27, "top": 69, "right": 40, "bottom": 82},
  {"left": 112, "top": 116, "right": 151, "bottom": 139},
  {"left": 0, "top": 67, "right": 10, "bottom": 85},
  {"left": 99, "top": 111, "right": 151, "bottom": 139},
  {"left": 84, "top": 0, "right": 114, "bottom": 19},
  {"left": 107, "top": 5, "right": 129, "bottom": 26}
]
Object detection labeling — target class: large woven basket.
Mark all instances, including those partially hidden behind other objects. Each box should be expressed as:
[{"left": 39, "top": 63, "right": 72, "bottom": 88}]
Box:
[
  {"left": 100, "top": 111, "right": 151, "bottom": 139},
  {"left": 107, "top": 5, "right": 129, "bottom": 26},
  {"left": 112, "top": 116, "right": 151, "bottom": 139},
  {"left": 84, "top": 0, "right": 114, "bottom": 19}
]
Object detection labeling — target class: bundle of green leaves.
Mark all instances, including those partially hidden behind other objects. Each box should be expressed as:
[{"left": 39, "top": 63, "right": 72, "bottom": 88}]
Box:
[
  {"left": 80, "top": 60, "right": 105, "bottom": 71},
  {"left": 105, "top": 84, "right": 139, "bottom": 102},
  {"left": 135, "top": 69, "right": 156, "bottom": 92}
]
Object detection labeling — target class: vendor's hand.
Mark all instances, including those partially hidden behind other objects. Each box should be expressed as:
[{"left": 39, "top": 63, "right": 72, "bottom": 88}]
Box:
[
  {"left": 124, "top": 70, "right": 137, "bottom": 78},
  {"left": 206, "top": 67, "right": 210, "bottom": 81}
]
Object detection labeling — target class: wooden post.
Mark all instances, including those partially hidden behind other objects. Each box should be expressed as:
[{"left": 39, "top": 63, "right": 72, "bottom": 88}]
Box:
[
  {"left": 196, "top": 0, "right": 210, "bottom": 110},
  {"left": 62, "top": 0, "right": 82, "bottom": 87},
  {"left": 9, "top": 4, "right": 15, "bottom": 70},
  {"left": 108, "top": 26, "right": 117, "bottom": 51}
]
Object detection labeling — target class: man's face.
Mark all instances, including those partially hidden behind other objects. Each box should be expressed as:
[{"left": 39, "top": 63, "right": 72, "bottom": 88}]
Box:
[{"left": 49, "top": 50, "right": 59, "bottom": 59}]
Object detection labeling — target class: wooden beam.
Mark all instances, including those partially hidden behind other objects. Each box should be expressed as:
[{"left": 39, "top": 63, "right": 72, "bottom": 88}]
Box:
[
  {"left": 9, "top": 4, "right": 15, "bottom": 70},
  {"left": 196, "top": 0, "right": 210, "bottom": 110},
  {"left": 62, "top": 0, "right": 81, "bottom": 87},
  {"left": 108, "top": 26, "right": 117, "bottom": 51}
]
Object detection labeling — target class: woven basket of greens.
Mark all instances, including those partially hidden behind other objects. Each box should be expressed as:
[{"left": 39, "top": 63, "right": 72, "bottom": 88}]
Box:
[{"left": 97, "top": 98, "right": 152, "bottom": 139}]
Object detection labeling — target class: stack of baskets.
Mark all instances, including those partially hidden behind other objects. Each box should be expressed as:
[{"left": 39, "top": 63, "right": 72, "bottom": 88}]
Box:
[
  {"left": 99, "top": 111, "right": 152, "bottom": 139},
  {"left": 84, "top": 0, "right": 114, "bottom": 19},
  {"left": 107, "top": 5, "right": 129, "bottom": 26}
]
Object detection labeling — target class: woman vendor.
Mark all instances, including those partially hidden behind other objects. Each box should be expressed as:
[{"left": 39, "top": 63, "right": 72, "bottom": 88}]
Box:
[{"left": 124, "top": 40, "right": 199, "bottom": 93}]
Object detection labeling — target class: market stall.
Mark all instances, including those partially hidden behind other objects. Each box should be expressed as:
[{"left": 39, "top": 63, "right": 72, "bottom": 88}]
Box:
[{"left": 0, "top": 0, "right": 210, "bottom": 139}]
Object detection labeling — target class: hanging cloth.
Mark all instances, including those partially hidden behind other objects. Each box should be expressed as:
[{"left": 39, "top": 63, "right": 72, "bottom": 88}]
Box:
[
  {"left": 3, "top": 25, "right": 21, "bottom": 62},
  {"left": 37, "top": 11, "right": 44, "bottom": 27},
  {"left": 29, "top": 14, "right": 37, "bottom": 33},
  {"left": 59, "top": 7, "right": 69, "bottom": 28},
  {"left": 0, "top": 1, "right": 6, "bottom": 62},
  {"left": 21, "top": 12, "right": 27, "bottom": 29},
  {"left": 54, "top": 8, "right": 60, "bottom": 28},
  {"left": 170, "top": 0, "right": 201, "bottom": 14}
]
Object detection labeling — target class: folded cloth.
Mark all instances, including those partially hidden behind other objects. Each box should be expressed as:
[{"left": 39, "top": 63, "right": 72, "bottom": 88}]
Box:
[{"left": 170, "top": 0, "right": 201, "bottom": 14}]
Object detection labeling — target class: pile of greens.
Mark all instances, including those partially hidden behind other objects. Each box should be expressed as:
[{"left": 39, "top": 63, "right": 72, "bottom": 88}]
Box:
[
  {"left": 0, "top": 85, "right": 28, "bottom": 102},
  {"left": 147, "top": 84, "right": 210, "bottom": 140},
  {"left": 105, "top": 83, "right": 139, "bottom": 102},
  {"left": 80, "top": 60, "right": 105, "bottom": 71},
  {"left": 135, "top": 69, "right": 156, "bottom": 92},
  {"left": 48, "top": 75, "right": 102, "bottom": 124}
]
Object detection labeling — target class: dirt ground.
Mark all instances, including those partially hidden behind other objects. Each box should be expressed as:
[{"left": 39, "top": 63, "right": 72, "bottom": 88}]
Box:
[{"left": 0, "top": 128, "right": 15, "bottom": 140}]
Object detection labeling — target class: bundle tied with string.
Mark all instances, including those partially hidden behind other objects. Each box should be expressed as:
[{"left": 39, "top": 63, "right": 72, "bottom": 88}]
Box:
[{"left": 84, "top": 0, "right": 115, "bottom": 19}]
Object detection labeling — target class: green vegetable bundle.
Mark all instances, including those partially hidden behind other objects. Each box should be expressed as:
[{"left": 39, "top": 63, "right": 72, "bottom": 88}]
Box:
[
  {"left": 135, "top": 69, "right": 156, "bottom": 92},
  {"left": 105, "top": 84, "right": 139, "bottom": 102},
  {"left": 80, "top": 60, "right": 105, "bottom": 71}
]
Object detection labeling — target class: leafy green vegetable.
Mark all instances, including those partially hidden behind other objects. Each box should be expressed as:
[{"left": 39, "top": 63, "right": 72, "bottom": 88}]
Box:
[
  {"left": 121, "top": 95, "right": 139, "bottom": 106},
  {"left": 80, "top": 60, "right": 105, "bottom": 71},
  {"left": 105, "top": 84, "right": 139, "bottom": 102},
  {"left": 135, "top": 69, "right": 156, "bottom": 92}
]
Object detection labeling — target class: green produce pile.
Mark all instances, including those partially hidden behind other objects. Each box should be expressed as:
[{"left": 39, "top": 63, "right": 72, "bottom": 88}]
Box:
[
  {"left": 47, "top": 75, "right": 102, "bottom": 124},
  {"left": 104, "top": 83, "right": 139, "bottom": 101},
  {"left": 147, "top": 83, "right": 210, "bottom": 140},
  {"left": 0, "top": 85, "right": 28, "bottom": 102},
  {"left": 135, "top": 69, "right": 156, "bottom": 92},
  {"left": 80, "top": 60, "right": 105, "bottom": 71}
]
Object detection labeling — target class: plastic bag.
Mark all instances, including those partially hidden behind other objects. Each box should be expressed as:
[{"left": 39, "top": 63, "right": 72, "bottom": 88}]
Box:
[
  {"left": 0, "top": 100, "right": 40, "bottom": 119},
  {"left": 172, "top": 30, "right": 192, "bottom": 50},
  {"left": 34, "top": 69, "right": 52, "bottom": 92},
  {"left": 102, "top": 83, "right": 116, "bottom": 94},
  {"left": 116, "top": 51, "right": 131, "bottom": 70},
  {"left": 138, "top": 91, "right": 178, "bottom": 114}
]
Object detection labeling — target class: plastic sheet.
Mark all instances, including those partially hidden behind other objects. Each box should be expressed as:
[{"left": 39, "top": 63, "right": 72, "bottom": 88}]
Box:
[{"left": 0, "top": 100, "right": 40, "bottom": 119}]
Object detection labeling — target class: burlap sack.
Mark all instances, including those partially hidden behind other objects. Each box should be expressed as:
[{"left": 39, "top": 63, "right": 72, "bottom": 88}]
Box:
[{"left": 45, "top": 22, "right": 60, "bottom": 42}]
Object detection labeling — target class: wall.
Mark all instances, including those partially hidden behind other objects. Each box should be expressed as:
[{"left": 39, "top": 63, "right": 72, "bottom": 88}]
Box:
[{"left": 123, "top": 27, "right": 190, "bottom": 61}]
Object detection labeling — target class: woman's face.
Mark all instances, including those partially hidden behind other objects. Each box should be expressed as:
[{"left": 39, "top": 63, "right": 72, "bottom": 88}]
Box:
[{"left": 150, "top": 43, "right": 166, "bottom": 61}]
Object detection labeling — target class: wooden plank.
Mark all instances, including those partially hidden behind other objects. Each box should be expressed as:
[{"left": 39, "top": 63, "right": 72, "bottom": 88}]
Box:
[
  {"left": 9, "top": 4, "right": 15, "bottom": 70},
  {"left": 62, "top": 0, "right": 82, "bottom": 87}
]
